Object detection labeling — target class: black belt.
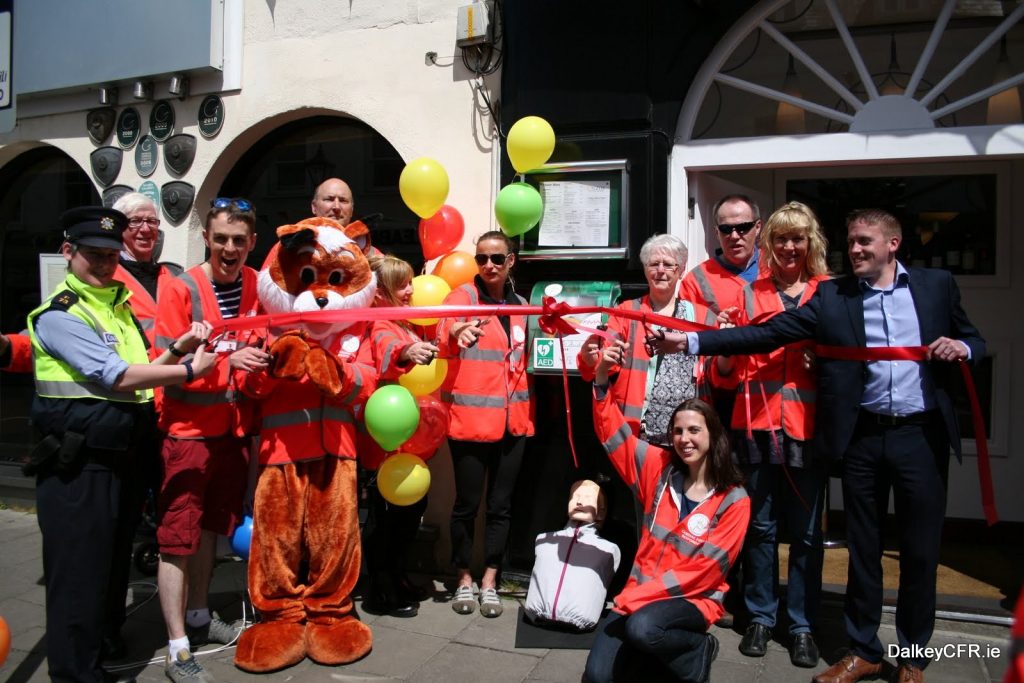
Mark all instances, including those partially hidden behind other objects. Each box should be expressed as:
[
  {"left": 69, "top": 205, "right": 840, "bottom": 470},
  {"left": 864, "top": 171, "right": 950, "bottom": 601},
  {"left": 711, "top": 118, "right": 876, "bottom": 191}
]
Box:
[{"left": 859, "top": 409, "right": 935, "bottom": 427}]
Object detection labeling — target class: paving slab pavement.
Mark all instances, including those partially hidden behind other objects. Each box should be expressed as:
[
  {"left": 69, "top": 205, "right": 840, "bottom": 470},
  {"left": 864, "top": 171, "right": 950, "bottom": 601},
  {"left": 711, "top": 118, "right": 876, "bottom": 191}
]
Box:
[{"left": 0, "top": 508, "right": 1012, "bottom": 682}]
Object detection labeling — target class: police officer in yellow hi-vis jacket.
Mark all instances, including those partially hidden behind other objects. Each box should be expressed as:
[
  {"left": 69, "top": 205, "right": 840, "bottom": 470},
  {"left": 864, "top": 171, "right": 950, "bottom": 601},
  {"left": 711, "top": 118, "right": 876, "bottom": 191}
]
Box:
[{"left": 28, "top": 206, "right": 216, "bottom": 683}]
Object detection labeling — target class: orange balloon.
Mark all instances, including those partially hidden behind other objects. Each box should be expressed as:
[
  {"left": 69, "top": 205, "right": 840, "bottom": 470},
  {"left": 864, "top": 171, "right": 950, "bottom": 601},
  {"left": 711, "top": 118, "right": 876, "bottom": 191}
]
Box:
[
  {"left": 432, "top": 251, "right": 477, "bottom": 290},
  {"left": 0, "top": 615, "right": 10, "bottom": 666}
]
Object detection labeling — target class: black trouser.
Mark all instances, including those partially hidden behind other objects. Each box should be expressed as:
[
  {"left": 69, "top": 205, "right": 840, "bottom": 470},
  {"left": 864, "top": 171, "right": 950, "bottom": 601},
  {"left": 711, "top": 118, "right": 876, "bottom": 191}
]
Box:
[
  {"left": 449, "top": 434, "right": 526, "bottom": 569},
  {"left": 37, "top": 461, "right": 129, "bottom": 683},
  {"left": 842, "top": 412, "right": 947, "bottom": 669},
  {"left": 103, "top": 420, "right": 159, "bottom": 643},
  {"left": 365, "top": 483, "right": 428, "bottom": 576}
]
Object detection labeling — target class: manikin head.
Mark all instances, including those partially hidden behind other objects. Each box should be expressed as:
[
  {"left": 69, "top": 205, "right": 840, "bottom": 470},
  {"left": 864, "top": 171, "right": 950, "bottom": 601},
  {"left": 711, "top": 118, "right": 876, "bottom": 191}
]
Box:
[{"left": 567, "top": 479, "right": 607, "bottom": 526}]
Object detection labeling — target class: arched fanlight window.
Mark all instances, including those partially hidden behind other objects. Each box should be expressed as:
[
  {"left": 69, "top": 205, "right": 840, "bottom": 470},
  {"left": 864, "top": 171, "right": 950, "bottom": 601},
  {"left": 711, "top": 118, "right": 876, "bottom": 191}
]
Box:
[{"left": 681, "top": 0, "right": 1024, "bottom": 141}]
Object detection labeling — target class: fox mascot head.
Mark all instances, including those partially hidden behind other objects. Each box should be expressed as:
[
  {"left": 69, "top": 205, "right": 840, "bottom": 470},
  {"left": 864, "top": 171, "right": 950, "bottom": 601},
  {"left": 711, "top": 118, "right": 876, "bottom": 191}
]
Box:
[{"left": 258, "top": 217, "right": 377, "bottom": 341}]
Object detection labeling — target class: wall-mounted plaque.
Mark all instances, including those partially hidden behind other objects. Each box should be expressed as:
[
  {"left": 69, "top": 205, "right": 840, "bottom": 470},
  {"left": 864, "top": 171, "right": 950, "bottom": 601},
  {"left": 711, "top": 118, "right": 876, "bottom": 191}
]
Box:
[
  {"left": 86, "top": 107, "right": 115, "bottom": 145},
  {"left": 135, "top": 135, "right": 158, "bottom": 177},
  {"left": 161, "top": 181, "right": 195, "bottom": 223},
  {"left": 164, "top": 133, "right": 196, "bottom": 176},
  {"left": 90, "top": 146, "right": 122, "bottom": 187},
  {"left": 102, "top": 184, "right": 134, "bottom": 208},
  {"left": 149, "top": 100, "right": 175, "bottom": 142},
  {"left": 138, "top": 180, "right": 160, "bottom": 208},
  {"left": 198, "top": 94, "right": 223, "bottom": 138},
  {"left": 116, "top": 107, "right": 141, "bottom": 149}
]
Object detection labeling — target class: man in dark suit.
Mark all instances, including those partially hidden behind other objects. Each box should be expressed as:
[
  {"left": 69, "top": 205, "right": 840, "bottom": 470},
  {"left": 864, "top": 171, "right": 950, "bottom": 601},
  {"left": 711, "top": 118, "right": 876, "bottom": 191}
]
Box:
[{"left": 664, "top": 209, "right": 984, "bottom": 683}]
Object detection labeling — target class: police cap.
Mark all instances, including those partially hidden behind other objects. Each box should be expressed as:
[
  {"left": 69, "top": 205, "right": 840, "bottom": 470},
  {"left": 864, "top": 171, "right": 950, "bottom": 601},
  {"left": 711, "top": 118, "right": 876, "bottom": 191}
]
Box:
[{"left": 61, "top": 206, "right": 127, "bottom": 250}]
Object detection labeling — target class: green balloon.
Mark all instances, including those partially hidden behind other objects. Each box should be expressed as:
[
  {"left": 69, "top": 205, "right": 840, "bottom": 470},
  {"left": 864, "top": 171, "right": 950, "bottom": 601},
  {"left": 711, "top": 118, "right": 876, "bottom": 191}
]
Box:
[
  {"left": 365, "top": 385, "right": 420, "bottom": 452},
  {"left": 494, "top": 182, "right": 543, "bottom": 237}
]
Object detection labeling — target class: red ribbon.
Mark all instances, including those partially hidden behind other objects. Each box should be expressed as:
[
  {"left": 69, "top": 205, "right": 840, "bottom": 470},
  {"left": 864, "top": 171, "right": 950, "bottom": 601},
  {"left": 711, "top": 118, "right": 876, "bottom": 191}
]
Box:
[
  {"left": 815, "top": 344, "right": 997, "bottom": 526},
  {"left": 206, "top": 303, "right": 995, "bottom": 523}
]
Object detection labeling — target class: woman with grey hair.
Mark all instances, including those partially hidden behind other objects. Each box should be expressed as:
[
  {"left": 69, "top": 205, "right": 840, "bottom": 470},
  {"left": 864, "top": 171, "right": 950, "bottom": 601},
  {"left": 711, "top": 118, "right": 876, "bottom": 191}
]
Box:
[{"left": 578, "top": 233, "right": 717, "bottom": 445}]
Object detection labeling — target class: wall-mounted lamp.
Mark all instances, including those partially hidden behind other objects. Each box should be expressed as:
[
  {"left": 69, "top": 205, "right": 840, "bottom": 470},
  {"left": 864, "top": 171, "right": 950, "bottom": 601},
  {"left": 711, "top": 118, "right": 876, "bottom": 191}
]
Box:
[
  {"left": 98, "top": 85, "right": 118, "bottom": 106},
  {"left": 879, "top": 34, "right": 904, "bottom": 96},
  {"left": 987, "top": 37, "right": 1022, "bottom": 125},
  {"left": 132, "top": 80, "right": 153, "bottom": 100},
  {"left": 168, "top": 74, "right": 190, "bottom": 100},
  {"left": 775, "top": 55, "right": 806, "bottom": 134}
]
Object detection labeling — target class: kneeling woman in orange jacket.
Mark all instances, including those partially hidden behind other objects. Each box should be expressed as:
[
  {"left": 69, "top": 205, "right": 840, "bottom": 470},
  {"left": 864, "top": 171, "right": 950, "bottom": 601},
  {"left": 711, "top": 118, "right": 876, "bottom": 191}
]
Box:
[{"left": 585, "top": 338, "right": 750, "bottom": 683}]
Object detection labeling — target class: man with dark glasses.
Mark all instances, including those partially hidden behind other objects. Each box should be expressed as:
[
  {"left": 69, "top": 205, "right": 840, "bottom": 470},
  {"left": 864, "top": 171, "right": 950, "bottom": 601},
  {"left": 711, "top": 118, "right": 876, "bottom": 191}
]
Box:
[{"left": 679, "top": 194, "right": 763, "bottom": 316}]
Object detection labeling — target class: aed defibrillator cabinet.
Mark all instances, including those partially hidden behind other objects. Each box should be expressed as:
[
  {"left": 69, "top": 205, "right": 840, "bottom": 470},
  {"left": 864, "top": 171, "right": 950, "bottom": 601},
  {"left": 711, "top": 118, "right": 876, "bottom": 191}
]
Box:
[{"left": 527, "top": 281, "right": 621, "bottom": 375}]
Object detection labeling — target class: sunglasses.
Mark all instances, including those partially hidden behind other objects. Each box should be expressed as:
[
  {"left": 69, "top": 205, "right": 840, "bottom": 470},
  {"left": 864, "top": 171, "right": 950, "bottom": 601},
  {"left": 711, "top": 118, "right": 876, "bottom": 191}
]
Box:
[
  {"left": 474, "top": 253, "right": 509, "bottom": 266},
  {"left": 717, "top": 220, "right": 757, "bottom": 236},
  {"left": 210, "top": 197, "right": 253, "bottom": 212}
]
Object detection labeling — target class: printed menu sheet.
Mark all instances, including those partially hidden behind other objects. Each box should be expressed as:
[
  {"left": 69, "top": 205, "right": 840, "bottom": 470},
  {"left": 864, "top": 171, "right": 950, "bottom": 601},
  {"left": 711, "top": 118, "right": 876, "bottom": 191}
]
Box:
[{"left": 537, "top": 179, "right": 610, "bottom": 247}]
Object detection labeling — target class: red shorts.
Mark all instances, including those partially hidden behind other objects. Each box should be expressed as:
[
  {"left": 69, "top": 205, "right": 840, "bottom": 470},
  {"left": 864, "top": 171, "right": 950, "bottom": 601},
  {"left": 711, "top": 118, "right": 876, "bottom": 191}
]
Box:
[{"left": 157, "top": 436, "right": 249, "bottom": 555}]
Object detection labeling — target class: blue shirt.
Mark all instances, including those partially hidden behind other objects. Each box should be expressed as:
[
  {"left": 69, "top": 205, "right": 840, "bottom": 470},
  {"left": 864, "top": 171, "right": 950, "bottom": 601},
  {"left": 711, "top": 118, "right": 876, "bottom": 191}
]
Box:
[
  {"left": 860, "top": 263, "right": 944, "bottom": 416},
  {"left": 714, "top": 249, "right": 760, "bottom": 284}
]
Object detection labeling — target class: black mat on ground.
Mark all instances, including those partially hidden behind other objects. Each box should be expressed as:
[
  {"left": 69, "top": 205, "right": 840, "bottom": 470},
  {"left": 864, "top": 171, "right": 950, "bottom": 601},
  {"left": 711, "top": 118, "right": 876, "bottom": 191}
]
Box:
[{"left": 514, "top": 605, "right": 609, "bottom": 649}]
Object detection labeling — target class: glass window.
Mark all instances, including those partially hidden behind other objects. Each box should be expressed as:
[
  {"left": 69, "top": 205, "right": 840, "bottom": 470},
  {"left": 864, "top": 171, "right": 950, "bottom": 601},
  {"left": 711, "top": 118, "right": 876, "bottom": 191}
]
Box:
[{"left": 787, "top": 174, "right": 997, "bottom": 276}]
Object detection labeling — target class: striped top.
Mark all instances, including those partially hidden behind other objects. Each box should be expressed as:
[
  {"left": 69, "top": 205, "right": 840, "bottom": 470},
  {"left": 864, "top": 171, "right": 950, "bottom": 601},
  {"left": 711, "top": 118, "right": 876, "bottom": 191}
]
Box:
[{"left": 212, "top": 278, "right": 243, "bottom": 319}]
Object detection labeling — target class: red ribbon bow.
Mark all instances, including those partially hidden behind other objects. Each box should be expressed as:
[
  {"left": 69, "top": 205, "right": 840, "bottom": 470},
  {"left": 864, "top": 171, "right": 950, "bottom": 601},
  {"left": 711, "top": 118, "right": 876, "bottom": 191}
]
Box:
[{"left": 538, "top": 296, "right": 578, "bottom": 337}]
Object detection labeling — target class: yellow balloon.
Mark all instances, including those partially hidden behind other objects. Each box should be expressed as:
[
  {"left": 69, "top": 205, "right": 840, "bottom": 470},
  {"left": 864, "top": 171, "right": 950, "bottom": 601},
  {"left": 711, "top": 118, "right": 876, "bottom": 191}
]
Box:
[
  {"left": 507, "top": 116, "right": 556, "bottom": 173},
  {"left": 377, "top": 452, "right": 431, "bottom": 506},
  {"left": 399, "top": 358, "right": 448, "bottom": 397},
  {"left": 408, "top": 274, "right": 451, "bottom": 325},
  {"left": 399, "top": 157, "right": 450, "bottom": 219}
]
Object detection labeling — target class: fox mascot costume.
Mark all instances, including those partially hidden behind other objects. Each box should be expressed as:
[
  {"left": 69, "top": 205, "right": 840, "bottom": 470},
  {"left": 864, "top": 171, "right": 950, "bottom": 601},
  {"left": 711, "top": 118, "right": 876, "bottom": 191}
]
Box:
[{"left": 235, "top": 217, "right": 378, "bottom": 672}]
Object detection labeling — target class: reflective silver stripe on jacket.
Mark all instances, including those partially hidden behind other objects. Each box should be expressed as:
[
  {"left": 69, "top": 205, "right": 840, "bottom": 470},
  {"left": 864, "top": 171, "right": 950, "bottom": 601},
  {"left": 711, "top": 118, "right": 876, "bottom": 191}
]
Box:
[
  {"left": 691, "top": 267, "right": 721, "bottom": 312},
  {"left": 35, "top": 378, "right": 141, "bottom": 402},
  {"left": 138, "top": 318, "right": 155, "bottom": 331},
  {"left": 462, "top": 347, "right": 507, "bottom": 362},
  {"left": 711, "top": 486, "right": 748, "bottom": 524},
  {"left": 262, "top": 404, "right": 354, "bottom": 430},
  {"left": 338, "top": 367, "right": 368, "bottom": 405},
  {"left": 743, "top": 286, "right": 756, "bottom": 320},
  {"left": 178, "top": 272, "right": 205, "bottom": 325},
  {"left": 440, "top": 391, "right": 506, "bottom": 409},
  {"left": 745, "top": 380, "right": 817, "bottom": 404}
]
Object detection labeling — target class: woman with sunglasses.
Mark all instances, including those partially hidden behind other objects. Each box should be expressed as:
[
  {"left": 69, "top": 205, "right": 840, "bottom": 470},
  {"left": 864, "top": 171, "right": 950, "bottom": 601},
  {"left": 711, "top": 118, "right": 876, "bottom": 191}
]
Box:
[
  {"left": 437, "top": 230, "right": 534, "bottom": 618},
  {"left": 356, "top": 255, "right": 439, "bottom": 619},
  {"left": 713, "top": 201, "right": 830, "bottom": 669},
  {"left": 578, "top": 234, "right": 717, "bottom": 447},
  {"left": 585, "top": 341, "right": 749, "bottom": 683}
]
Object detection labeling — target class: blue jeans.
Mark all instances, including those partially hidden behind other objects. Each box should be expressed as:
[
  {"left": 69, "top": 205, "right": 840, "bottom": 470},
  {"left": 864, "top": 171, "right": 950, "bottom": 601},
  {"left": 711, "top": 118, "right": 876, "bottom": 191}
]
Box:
[
  {"left": 742, "top": 461, "right": 825, "bottom": 634},
  {"left": 584, "top": 598, "right": 711, "bottom": 683}
]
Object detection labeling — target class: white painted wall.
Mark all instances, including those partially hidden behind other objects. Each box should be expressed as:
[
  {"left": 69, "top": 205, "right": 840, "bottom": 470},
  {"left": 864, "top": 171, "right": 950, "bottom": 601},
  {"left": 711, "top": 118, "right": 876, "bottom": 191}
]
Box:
[{"left": 0, "top": 0, "right": 500, "bottom": 269}]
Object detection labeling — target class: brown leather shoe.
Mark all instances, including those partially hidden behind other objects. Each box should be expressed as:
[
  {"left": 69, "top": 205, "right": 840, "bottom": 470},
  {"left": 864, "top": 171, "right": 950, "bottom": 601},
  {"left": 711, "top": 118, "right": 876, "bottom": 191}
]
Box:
[
  {"left": 811, "top": 653, "right": 883, "bottom": 683},
  {"left": 892, "top": 664, "right": 924, "bottom": 682}
]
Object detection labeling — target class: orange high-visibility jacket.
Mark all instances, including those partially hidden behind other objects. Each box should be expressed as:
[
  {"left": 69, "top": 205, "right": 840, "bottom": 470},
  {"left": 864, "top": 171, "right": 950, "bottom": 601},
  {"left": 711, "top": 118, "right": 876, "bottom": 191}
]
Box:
[
  {"left": 156, "top": 265, "right": 260, "bottom": 438},
  {"left": 244, "top": 324, "right": 376, "bottom": 465},
  {"left": 593, "top": 388, "right": 750, "bottom": 626},
  {"left": 2, "top": 332, "right": 32, "bottom": 373},
  {"left": 355, "top": 318, "right": 427, "bottom": 470},
  {"left": 713, "top": 275, "right": 826, "bottom": 440},
  {"left": 577, "top": 296, "right": 717, "bottom": 437},
  {"left": 679, "top": 258, "right": 750, "bottom": 315},
  {"left": 113, "top": 263, "right": 178, "bottom": 356},
  {"left": 437, "top": 283, "right": 534, "bottom": 442}
]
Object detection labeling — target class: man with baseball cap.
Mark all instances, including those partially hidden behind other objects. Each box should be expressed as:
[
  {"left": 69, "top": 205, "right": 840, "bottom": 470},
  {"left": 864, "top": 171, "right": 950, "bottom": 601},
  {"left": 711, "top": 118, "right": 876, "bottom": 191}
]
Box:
[{"left": 28, "top": 206, "right": 216, "bottom": 683}]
